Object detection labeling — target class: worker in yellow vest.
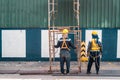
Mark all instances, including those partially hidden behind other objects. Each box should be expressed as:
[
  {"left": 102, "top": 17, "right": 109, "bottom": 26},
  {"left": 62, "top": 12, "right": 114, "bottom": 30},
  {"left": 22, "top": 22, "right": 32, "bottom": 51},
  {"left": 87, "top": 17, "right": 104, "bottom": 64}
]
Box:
[
  {"left": 54, "top": 29, "right": 76, "bottom": 75},
  {"left": 86, "top": 31, "right": 103, "bottom": 74}
]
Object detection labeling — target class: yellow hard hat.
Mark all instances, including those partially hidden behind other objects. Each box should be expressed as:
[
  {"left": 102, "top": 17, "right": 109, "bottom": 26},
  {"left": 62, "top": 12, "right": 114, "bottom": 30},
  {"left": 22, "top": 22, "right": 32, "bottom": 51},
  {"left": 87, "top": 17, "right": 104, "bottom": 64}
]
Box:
[
  {"left": 62, "top": 29, "right": 69, "bottom": 34},
  {"left": 92, "top": 31, "right": 98, "bottom": 35}
]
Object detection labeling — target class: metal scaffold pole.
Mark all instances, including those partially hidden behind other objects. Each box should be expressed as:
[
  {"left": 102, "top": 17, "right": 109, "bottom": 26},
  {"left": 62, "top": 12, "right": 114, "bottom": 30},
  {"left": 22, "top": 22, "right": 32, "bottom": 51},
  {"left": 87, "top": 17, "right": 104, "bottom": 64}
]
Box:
[
  {"left": 48, "top": 0, "right": 58, "bottom": 72},
  {"left": 73, "top": 0, "right": 81, "bottom": 72}
]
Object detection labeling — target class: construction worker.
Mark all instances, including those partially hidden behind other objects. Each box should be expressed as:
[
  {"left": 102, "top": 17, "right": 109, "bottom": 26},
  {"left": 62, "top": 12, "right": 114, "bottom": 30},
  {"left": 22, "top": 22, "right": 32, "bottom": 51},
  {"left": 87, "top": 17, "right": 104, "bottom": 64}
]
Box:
[
  {"left": 54, "top": 29, "right": 76, "bottom": 75},
  {"left": 86, "top": 31, "right": 103, "bottom": 74}
]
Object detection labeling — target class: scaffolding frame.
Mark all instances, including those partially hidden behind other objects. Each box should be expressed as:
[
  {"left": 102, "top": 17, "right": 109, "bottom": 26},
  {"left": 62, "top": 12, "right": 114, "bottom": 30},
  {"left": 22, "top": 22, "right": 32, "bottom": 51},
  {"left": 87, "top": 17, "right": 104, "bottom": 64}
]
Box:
[
  {"left": 73, "top": 0, "right": 81, "bottom": 72},
  {"left": 48, "top": 0, "right": 81, "bottom": 72},
  {"left": 48, "top": 0, "right": 57, "bottom": 72}
]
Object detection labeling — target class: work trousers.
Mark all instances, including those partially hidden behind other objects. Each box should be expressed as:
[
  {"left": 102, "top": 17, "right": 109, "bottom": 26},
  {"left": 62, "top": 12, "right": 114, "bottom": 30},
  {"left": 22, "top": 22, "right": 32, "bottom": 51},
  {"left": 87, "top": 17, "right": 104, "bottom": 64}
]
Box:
[
  {"left": 60, "top": 49, "right": 71, "bottom": 74},
  {"left": 87, "top": 51, "right": 100, "bottom": 73}
]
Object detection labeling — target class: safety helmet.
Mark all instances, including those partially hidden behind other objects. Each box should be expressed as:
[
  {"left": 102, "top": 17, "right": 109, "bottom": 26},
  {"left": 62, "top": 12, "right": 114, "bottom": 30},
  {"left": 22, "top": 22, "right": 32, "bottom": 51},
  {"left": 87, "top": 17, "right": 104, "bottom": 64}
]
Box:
[
  {"left": 92, "top": 31, "right": 98, "bottom": 35},
  {"left": 62, "top": 29, "right": 69, "bottom": 34}
]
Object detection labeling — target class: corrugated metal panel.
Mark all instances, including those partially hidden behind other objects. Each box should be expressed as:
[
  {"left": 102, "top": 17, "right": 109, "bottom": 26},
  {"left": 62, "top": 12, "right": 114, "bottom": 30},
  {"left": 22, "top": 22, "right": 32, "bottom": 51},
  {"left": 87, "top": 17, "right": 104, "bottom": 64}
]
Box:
[
  {"left": 55, "top": 0, "right": 76, "bottom": 26},
  {"left": 80, "top": 0, "right": 120, "bottom": 28},
  {"left": 0, "top": 0, "right": 48, "bottom": 28},
  {"left": 0, "top": 0, "right": 120, "bottom": 28},
  {"left": 56, "top": 0, "right": 120, "bottom": 28}
]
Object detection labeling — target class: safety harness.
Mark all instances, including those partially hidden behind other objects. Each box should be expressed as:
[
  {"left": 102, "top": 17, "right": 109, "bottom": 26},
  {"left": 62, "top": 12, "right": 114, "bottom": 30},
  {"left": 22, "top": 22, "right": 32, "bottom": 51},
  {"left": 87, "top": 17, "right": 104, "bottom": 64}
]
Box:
[
  {"left": 61, "top": 38, "right": 70, "bottom": 51},
  {"left": 88, "top": 39, "right": 102, "bottom": 68}
]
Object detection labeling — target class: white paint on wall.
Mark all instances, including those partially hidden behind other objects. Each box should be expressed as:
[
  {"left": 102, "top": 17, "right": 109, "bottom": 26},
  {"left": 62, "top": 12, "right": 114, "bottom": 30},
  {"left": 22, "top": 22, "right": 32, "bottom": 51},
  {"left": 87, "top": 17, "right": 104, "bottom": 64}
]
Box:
[
  {"left": 2, "top": 30, "right": 26, "bottom": 57},
  {"left": 41, "top": 30, "right": 62, "bottom": 58},
  {"left": 117, "top": 30, "right": 120, "bottom": 58},
  {"left": 85, "top": 30, "right": 102, "bottom": 52}
]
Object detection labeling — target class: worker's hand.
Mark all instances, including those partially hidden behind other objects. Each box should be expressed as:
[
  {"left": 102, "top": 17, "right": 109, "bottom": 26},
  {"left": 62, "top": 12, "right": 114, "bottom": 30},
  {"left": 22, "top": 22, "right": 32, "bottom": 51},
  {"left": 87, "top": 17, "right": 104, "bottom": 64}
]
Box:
[
  {"left": 76, "top": 46, "right": 78, "bottom": 49},
  {"left": 100, "top": 52, "right": 102, "bottom": 58},
  {"left": 87, "top": 52, "right": 90, "bottom": 57},
  {"left": 100, "top": 54, "right": 102, "bottom": 59}
]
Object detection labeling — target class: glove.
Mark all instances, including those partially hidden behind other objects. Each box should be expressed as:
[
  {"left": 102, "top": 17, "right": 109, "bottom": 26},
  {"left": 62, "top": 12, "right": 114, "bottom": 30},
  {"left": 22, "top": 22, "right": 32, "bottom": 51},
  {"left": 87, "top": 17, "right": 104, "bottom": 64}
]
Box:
[
  {"left": 100, "top": 55, "right": 102, "bottom": 59},
  {"left": 87, "top": 52, "right": 90, "bottom": 57}
]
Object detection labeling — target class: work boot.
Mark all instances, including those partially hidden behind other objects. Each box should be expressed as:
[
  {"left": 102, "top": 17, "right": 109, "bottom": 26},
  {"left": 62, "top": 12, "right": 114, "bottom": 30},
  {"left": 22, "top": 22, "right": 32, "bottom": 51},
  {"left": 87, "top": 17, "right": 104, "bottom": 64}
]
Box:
[
  {"left": 96, "top": 71, "right": 99, "bottom": 74},
  {"left": 66, "top": 73, "right": 70, "bottom": 75},
  {"left": 61, "top": 72, "right": 65, "bottom": 75},
  {"left": 66, "top": 70, "right": 69, "bottom": 74},
  {"left": 86, "top": 72, "right": 91, "bottom": 74}
]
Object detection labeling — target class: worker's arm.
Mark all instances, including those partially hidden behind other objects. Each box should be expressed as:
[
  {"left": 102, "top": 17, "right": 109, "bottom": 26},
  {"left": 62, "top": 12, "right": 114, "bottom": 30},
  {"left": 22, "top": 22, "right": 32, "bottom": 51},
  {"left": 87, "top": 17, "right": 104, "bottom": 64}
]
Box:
[
  {"left": 69, "top": 40, "right": 76, "bottom": 49},
  {"left": 54, "top": 41, "right": 60, "bottom": 48},
  {"left": 87, "top": 41, "right": 91, "bottom": 56},
  {"left": 98, "top": 41, "right": 103, "bottom": 55}
]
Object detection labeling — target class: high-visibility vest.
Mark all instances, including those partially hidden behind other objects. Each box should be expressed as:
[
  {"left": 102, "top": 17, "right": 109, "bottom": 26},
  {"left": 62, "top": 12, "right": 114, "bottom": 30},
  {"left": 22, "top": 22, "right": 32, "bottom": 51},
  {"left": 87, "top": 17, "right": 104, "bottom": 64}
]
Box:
[{"left": 91, "top": 39, "right": 100, "bottom": 51}]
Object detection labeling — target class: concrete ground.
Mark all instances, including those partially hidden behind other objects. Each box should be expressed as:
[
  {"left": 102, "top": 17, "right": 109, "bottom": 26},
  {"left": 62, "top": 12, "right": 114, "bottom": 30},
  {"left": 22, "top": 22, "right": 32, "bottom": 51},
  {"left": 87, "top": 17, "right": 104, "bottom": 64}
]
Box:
[{"left": 0, "top": 61, "right": 120, "bottom": 80}]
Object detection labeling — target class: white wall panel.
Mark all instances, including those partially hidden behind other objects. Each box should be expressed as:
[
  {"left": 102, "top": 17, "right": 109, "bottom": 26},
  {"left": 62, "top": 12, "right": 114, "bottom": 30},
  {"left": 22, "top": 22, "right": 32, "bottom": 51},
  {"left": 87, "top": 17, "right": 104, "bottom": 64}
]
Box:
[
  {"left": 2, "top": 30, "right": 26, "bottom": 57},
  {"left": 117, "top": 30, "right": 120, "bottom": 58},
  {"left": 41, "top": 30, "right": 62, "bottom": 58}
]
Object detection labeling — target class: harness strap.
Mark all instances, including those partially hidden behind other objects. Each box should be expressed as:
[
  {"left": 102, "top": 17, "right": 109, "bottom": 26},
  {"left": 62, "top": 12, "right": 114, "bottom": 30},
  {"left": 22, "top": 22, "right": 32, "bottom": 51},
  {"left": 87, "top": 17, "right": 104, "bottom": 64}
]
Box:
[{"left": 61, "top": 38, "right": 70, "bottom": 51}]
